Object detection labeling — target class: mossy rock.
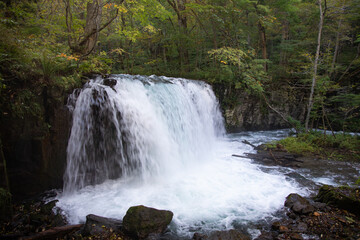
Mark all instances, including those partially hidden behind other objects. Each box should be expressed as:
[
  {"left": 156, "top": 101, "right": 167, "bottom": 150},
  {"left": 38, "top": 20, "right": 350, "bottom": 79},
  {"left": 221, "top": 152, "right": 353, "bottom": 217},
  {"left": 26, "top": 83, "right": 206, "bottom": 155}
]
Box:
[
  {"left": 0, "top": 188, "right": 12, "bottom": 222},
  {"left": 315, "top": 185, "right": 360, "bottom": 215},
  {"left": 123, "top": 205, "right": 173, "bottom": 239}
]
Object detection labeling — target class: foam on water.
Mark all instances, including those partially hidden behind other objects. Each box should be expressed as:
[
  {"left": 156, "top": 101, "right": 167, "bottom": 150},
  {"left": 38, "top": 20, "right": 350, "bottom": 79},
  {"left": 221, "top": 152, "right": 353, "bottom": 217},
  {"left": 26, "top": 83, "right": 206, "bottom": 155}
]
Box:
[{"left": 57, "top": 75, "right": 305, "bottom": 237}]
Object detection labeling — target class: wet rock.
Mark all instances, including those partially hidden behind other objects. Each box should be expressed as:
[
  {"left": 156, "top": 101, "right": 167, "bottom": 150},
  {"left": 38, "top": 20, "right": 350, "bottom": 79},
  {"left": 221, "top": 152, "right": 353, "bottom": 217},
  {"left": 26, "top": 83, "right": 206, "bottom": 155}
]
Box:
[
  {"left": 285, "top": 193, "right": 315, "bottom": 215},
  {"left": 123, "top": 205, "right": 173, "bottom": 239},
  {"left": 290, "top": 232, "right": 303, "bottom": 240},
  {"left": 254, "top": 231, "right": 274, "bottom": 240},
  {"left": 103, "top": 78, "right": 117, "bottom": 88},
  {"left": 294, "top": 222, "right": 307, "bottom": 233},
  {"left": 82, "top": 214, "right": 122, "bottom": 236},
  {"left": 193, "top": 230, "right": 250, "bottom": 240},
  {"left": 315, "top": 185, "right": 360, "bottom": 215},
  {"left": 193, "top": 233, "right": 207, "bottom": 240}
]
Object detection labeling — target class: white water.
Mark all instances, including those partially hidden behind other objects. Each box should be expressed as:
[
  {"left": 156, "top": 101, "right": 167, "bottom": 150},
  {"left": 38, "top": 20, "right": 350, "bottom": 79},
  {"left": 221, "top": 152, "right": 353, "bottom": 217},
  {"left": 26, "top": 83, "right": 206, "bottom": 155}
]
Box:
[{"left": 57, "top": 75, "right": 305, "bottom": 237}]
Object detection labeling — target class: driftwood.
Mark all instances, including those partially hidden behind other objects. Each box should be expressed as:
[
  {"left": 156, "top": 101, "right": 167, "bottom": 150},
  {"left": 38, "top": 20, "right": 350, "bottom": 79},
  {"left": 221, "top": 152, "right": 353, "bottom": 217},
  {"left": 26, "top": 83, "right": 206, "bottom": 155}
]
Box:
[
  {"left": 233, "top": 145, "right": 304, "bottom": 168},
  {"left": 20, "top": 224, "right": 83, "bottom": 240},
  {"left": 241, "top": 140, "right": 257, "bottom": 148}
]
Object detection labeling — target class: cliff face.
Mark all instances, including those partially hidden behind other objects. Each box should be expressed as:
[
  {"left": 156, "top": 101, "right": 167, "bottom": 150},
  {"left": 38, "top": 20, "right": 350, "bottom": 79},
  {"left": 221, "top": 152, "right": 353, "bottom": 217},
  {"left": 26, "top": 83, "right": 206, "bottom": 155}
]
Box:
[
  {"left": 217, "top": 87, "right": 307, "bottom": 132},
  {"left": 1, "top": 80, "right": 308, "bottom": 200},
  {"left": 1, "top": 86, "right": 71, "bottom": 200}
]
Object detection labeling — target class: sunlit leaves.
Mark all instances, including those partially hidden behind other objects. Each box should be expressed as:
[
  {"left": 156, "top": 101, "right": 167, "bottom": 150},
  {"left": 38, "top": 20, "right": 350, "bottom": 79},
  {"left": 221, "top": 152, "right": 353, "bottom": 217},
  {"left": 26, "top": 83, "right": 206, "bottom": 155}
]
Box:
[{"left": 208, "top": 47, "right": 268, "bottom": 94}]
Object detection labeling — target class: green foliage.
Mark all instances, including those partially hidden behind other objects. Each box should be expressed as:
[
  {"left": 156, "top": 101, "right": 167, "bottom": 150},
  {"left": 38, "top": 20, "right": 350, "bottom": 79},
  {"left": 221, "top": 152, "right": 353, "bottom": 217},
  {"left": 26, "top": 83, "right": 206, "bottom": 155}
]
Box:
[
  {"left": 270, "top": 132, "right": 360, "bottom": 161},
  {"left": 208, "top": 47, "right": 268, "bottom": 94},
  {"left": 0, "top": 0, "right": 358, "bottom": 133},
  {"left": 78, "top": 53, "right": 113, "bottom": 75},
  {"left": 276, "top": 136, "right": 316, "bottom": 155}
]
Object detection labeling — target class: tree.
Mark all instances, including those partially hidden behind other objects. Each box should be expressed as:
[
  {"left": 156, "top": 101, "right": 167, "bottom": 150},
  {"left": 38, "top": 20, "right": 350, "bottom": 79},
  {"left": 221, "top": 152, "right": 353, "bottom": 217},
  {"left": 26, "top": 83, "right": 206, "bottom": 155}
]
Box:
[
  {"left": 305, "top": 0, "right": 327, "bottom": 132},
  {"left": 64, "top": 0, "right": 123, "bottom": 57}
]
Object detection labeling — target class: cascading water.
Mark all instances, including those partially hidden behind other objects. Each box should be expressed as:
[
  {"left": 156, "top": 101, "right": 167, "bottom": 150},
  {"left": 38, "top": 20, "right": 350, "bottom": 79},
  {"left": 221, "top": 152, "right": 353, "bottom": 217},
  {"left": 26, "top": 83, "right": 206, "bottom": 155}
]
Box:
[
  {"left": 63, "top": 74, "right": 225, "bottom": 193},
  {"left": 57, "top": 74, "right": 305, "bottom": 238}
]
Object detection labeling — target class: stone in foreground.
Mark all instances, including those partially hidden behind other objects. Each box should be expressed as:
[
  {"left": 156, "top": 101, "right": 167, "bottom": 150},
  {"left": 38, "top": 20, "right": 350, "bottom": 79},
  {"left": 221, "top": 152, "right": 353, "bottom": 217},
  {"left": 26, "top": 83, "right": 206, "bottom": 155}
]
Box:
[
  {"left": 193, "top": 230, "right": 250, "bottom": 240},
  {"left": 123, "top": 205, "right": 173, "bottom": 239},
  {"left": 285, "top": 193, "right": 314, "bottom": 215},
  {"left": 82, "top": 214, "right": 122, "bottom": 236}
]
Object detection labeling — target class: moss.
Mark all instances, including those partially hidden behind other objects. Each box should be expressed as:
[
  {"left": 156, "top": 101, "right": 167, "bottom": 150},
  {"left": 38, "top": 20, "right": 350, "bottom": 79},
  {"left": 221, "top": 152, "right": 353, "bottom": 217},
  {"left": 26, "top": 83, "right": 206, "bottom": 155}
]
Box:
[
  {"left": 268, "top": 133, "right": 360, "bottom": 161},
  {"left": 315, "top": 185, "right": 360, "bottom": 216}
]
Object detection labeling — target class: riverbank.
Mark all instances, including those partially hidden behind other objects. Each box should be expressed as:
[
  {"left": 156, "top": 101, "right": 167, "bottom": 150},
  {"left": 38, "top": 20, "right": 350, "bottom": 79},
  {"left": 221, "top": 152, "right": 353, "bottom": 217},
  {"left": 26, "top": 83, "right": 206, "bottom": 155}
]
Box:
[{"left": 1, "top": 185, "right": 360, "bottom": 240}]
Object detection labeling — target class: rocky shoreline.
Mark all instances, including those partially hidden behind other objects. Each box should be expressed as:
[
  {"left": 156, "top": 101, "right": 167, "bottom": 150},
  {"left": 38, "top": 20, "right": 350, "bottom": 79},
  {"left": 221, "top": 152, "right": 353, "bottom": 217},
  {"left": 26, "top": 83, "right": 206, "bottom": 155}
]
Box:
[{"left": 1, "top": 147, "right": 360, "bottom": 240}]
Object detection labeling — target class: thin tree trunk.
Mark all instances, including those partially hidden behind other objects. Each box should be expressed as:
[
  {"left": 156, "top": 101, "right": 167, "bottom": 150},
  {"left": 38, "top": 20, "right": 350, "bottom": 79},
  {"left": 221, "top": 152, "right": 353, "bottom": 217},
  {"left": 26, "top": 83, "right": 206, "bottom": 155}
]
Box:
[
  {"left": 280, "top": 19, "right": 290, "bottom": 66},
  {"left": 305, "top": 0, "right": 326, "bottom": 132},
  {"left": 330, "top": 0, "right": 345, "bottom": 77},
  {"left": 258, "top": 22, "right": 267, "bottom": 71},
  {"left": 0, "top": 136, "right": 10, "bottom": 191}
]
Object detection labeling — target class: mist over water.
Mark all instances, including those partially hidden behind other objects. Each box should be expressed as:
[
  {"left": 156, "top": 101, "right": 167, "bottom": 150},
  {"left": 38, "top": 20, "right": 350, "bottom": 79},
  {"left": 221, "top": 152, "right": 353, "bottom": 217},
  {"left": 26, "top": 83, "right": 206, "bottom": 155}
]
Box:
[{"left": 57, "top": 75, "right": 305, "bottom": 237}]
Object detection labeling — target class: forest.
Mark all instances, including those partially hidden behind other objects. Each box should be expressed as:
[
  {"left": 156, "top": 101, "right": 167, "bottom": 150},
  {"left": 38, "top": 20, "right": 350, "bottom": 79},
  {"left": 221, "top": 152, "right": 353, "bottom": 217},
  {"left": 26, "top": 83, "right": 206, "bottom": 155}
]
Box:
[
  {"left": 1, "top": 1, "right": 360, "bottom": 239},
  {"left": 0, "top": 0, "right": 359, "bottom": 134}
]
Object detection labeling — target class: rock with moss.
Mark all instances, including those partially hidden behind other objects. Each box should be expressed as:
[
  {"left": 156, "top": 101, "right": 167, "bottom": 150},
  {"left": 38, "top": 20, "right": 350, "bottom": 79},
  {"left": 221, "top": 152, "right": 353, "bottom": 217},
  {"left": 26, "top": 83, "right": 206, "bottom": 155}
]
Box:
[
  {"left": 82, "top": 214, "right": 123, "bottom": 236},
  {"left": 0, "top": 188, "right": 12, "bottom": 222},
  {"left": 315, "top": 185, "right": 360, "bottom": 215},
  {"left": 123, "top": 205, "right": 173, "bottom": 239}
]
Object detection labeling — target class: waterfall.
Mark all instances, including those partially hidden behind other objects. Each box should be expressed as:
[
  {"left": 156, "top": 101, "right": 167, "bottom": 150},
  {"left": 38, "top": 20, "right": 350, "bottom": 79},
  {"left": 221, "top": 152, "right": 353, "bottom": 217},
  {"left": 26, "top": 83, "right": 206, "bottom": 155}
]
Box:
[
  {"left": 63, "top": 74, "right": 225, "bottom": 193},
  {"left": 58, "top": 74, "right": 304, "bottom": 236}
]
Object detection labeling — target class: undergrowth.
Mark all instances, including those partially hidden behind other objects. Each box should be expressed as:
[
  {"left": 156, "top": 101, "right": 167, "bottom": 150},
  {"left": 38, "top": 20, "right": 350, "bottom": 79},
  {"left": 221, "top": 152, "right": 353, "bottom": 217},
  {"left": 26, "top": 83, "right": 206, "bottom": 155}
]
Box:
[{"left": 267, "top": 132, "right": 360, "bottom": 161}]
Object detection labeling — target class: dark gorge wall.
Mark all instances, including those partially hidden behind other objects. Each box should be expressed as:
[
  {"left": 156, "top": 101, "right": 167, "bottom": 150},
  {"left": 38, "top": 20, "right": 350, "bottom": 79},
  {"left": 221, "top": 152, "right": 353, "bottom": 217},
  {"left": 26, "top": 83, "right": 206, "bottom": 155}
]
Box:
[
  {"left": 1, "top": 86, "right": 71, "bottom": 201},
  {"left": 215, "top": 85, "right": 307, "bottom": 132},
  {"left": 1, "top": 77, "right": 307, "bottom": 200}
]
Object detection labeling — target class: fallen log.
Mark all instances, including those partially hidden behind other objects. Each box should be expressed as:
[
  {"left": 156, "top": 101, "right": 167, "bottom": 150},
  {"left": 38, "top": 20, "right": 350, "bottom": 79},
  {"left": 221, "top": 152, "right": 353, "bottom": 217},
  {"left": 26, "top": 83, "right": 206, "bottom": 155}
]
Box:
[
  {"left": 242, "top": 140, "right": 257, "bottom": 148},
  {"left": 232, "top": 154, "right": 251, "bottom": 159},
  {"left": 20, "top": 224, "right": 83, "bottom": 240}
]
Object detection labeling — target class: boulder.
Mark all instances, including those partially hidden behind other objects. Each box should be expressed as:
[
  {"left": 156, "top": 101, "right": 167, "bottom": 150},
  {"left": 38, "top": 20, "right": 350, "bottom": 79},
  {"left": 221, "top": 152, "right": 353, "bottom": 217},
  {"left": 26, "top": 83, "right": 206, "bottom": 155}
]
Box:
[
  {"left": 285, "top": 193, "right": 314, "bottom": 215},
  {"left": 82, "top": 214, "right": 122, "bottom": 236},
  {"left": 193, "top": 230, "right": 250, "bottom": 240},
  {"left": 103, "top": 78, "right": 117, "bottom": 88},
  {"left": 123, "top": 205, "right": 173, "bottom": 239},
  {"left": 315, "top": 185, "right": 360, "bottom": 215}
]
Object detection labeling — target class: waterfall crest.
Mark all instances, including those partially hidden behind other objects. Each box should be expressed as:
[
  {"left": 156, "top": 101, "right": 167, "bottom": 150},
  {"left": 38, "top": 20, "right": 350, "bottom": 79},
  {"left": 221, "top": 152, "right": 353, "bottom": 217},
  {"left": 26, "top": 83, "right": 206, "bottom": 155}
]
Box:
[{"left": 64, "top": 74, "right": 225, "bottom": 193}]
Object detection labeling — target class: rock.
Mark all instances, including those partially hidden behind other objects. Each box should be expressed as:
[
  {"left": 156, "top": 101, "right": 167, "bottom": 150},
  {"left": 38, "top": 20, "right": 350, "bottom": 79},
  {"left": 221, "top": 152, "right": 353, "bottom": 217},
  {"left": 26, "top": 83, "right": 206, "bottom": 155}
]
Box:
[
  {"left": 123, "top": 205, "right": 173, "bottom": 239},
  {"left": 103, "top": 78, "right": 117, "bottom": 88},
  {"left": 290, "top": 233, "right": 303, "bottom": 240},
  {"left": 193, "top": 233, "right": 207, "bottom": 240},
  {"left": 285, "top": 193, "right": 315, "bottom": 215},
  {"left": 40, "top": 200, "right": 57, "bottom": 215},
  {"left": 192, "top": 230, "right": 250, "bottom": 240},
  {"left": 0, "top": 188, "right": 12, "bottom": 222},
  {"left": 254, "top": 231, "right": 274, "bottom": 240},
  {"left": 294, "top": 222, "right": 307, "bottom": 233},
  {"left": 82, "top": 214, "right": 122, "bottom": 236},
  {"left": 315, "top": 185, "right": 360, "bottom": 215}
]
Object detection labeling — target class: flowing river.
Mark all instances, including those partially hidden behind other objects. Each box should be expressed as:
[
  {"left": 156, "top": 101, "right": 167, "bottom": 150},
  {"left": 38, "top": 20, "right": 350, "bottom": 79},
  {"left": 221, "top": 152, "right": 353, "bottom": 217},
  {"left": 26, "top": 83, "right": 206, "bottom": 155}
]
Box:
[{"left": 56, "top": 74, "right": 359, "bottom": 238}]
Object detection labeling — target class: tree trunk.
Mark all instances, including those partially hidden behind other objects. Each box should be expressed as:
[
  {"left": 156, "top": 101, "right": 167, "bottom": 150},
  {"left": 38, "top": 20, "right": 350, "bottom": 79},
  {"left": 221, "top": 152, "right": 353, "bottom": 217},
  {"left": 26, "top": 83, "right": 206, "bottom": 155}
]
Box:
[
  {"left": 330, "top": 0, "right": 345, "bottom": 78},
  {"left": 64, "top": 0, "right": 121, "bottom": 57},
  {"left": 280, "top": 19, "right": 290, "bottom": 66},
  {"left": 258, "top": 22, "right": 267, "bottom": 71},
  {"left": 166, "top": 0, "right": 189, "bottom": 71},
  {"left": 305, "top": 0, "right": 326, "bottom": 132},
  {"left": 0, "top": 136, "right": 10, "bottom": 191},
  {"left": 80, "top": 0, "right": 103, "bottom": 56}
]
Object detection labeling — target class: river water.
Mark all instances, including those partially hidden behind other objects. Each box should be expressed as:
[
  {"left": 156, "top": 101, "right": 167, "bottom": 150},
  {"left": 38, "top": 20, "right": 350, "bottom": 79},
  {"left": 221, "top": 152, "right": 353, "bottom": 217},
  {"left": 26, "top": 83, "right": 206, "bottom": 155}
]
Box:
[{"left": 56, "top": 75, "right": 360, "bottom": 238}]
